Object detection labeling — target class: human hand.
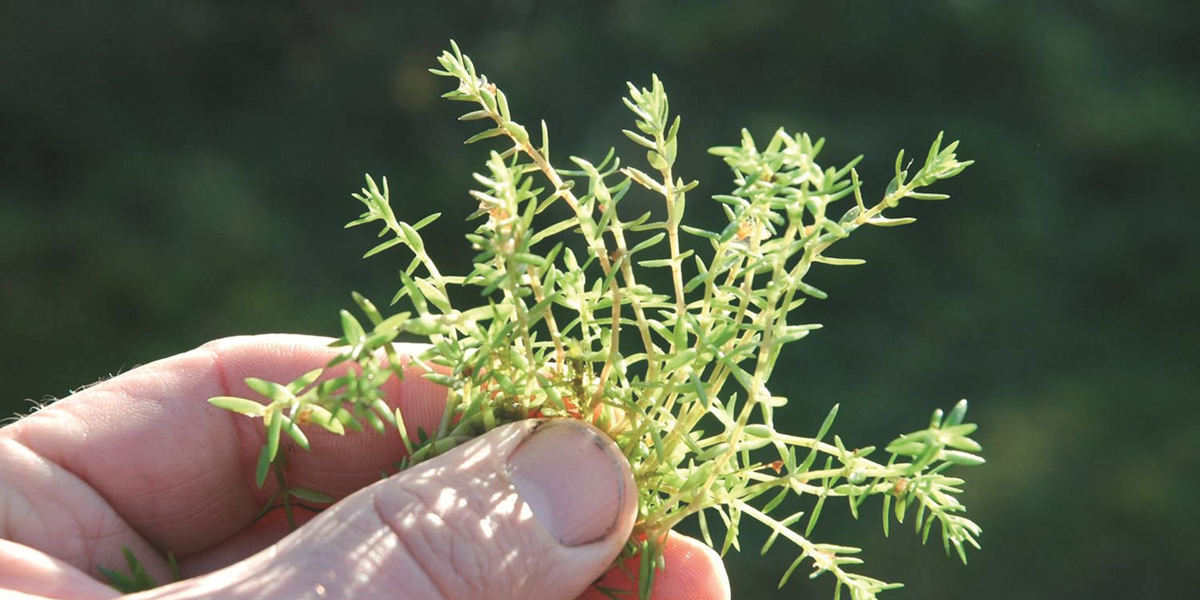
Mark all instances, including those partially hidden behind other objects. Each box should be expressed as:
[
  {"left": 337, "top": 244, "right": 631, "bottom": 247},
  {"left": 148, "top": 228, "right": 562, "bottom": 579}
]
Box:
[{"left": 0, "top": 334, "right": 730, "bottom": 600}]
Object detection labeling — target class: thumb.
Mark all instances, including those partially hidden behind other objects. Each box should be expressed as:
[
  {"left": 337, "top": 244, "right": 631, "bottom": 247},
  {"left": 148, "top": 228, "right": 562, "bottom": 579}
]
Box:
[{"left": 139, "top": 419, "right": 637, "bottom": 600}]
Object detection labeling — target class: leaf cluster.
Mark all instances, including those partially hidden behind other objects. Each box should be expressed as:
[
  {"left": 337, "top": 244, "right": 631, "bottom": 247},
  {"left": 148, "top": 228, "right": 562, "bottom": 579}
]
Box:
[
  {"left": 204, "top": 41, "right": 982, "bottom": 600},
  {"left": 98, "top": 548, "right": 178, "bottom": 593}
]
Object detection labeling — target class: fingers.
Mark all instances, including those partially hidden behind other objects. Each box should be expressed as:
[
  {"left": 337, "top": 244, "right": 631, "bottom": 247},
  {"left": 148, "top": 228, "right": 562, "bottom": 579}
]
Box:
[
  {"left": 0, "top": 335, "right": 447, "bottom": 580},
  {"left": 0, "top": 334, "right": 731, "bottom": 599},
  {"left": 578, "top": 533, "right": 731, "bottom": 600},
  {"left": 134, "top": 419, "right": 638, "bottom": 600},
  {"left": 0, "top": 539, "right": 118, "bottom": 600}
]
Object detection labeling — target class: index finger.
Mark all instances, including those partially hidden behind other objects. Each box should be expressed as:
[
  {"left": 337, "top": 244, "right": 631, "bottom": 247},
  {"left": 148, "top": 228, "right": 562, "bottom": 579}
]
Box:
[{"left": 0, "top": 334, "right": 448, "bottom": 570}]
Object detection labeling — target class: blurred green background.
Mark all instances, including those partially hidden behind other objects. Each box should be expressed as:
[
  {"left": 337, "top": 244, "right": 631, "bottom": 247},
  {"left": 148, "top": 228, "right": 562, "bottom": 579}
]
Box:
[{"left": 3, "top": 1, "right": 1197, "bottom": 598}]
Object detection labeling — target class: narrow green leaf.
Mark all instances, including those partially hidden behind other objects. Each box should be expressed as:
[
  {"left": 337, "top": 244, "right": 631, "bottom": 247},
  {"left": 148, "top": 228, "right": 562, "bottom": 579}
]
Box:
[
  {"left": 464, "top": 128, "right": 505, "bottom": 144},
  {"left": 458, "top": 109, "right": 490, "bottom": 121},
  {"left": 867, "top": 216, "right": 916, "bottom": 227},
  {"left": 340, "top": 310, "right": 366, "bottom": 343},
  {"left": 882, "top": 492, "right": 893, "bottom": 537},
  {"left": 813, "top": 255, "right": 865, "bottom": 266},
  {"left": 926, "top": 131, "right": 945, "bottom": 169},
  {"left": 287, "top": 486, "right": 334, "bottom": 504},
  {"left": 761, "top": 486, "right": 790, "bottom": 515},
  {"left": 778, "top": 554, "right": 807, "bottom": 588},
  {"left": 945, "top": 399, "right": 969, "bottom": 427},
  {"left": 942, "top": 450, "right": 986, "bottom": 466},
  {"left": 399, "top": 222, "right": 425, "bottom": 254},
  {"left": 208, "top": 396, "right": 266, "bottom": 416},
  {"left": 264, "top": 410, "right": 285, "bottom": 464},
  {"left": 303, "top": 404, "right": 344, "bottom": 435},
  {"left": 630, "top": 232, "right": 666, "bottom": 255},
  {"left": 622, "top": 129, "right": 656, "bottom": 149},
  {"left": 363, "top": 237, "right": 404, "bottom": 258},
  {"left": 395, "top": 408, "right": 415, "bottom": 456},
  {"left": 744, "top": 423, "right": 773, "bottom": 438},
  {"left": 245, "top": 377, "right": 286, "bottom": 401},
  {"left": 647, "top": 150, "right": 668, "bottom": 170},
  {"left": 255, "top": 444, "right": 271, "bottom": 488},
  {"left": 662, "top": 348, "right": 697, "bottom": 372},
  {"left": 287, "top": 368, "right": 324, "bottom": 393},
  {"left": 280, "top": 414, "right": 310, "bottom": 451},
  {"left": 637, "top": 258, "right": 675, "bottom": 268},
  {"left": 698, "top": 507, "right": 714, "bottom": 548},
  {"left": 795, "top": 281, "right": 828, "bottom": 299}
]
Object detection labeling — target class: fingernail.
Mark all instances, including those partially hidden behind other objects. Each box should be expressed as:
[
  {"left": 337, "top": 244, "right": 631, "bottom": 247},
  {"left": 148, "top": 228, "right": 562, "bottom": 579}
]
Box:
[{"left": 507, "top": 420, "right": 627, "bottom": 547}]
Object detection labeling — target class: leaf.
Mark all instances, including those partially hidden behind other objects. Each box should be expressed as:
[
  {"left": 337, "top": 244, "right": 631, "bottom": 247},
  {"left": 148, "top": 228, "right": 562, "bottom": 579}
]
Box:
[
  {"left": 340, "top": 310, "right": 366, "bottom": 344},
  {"left": 287, "top": 486, "right": 334, "bottom": 504},
  {"left": 363, "top": 237, "right": 404, "bottom": 258},
  {"left": 352, "top": 292, "right": 383, "bottom": 325},
  {"left": 399, "top": 221, "right": 425, "bottom": 254},
  {"left": 944, "top": 399, "right": 969, "bottom": 427},
  {"left": 637, "top": 258, "right": 675, "bottom": 268},
  {"left": 464, "top": 128, "right": 505, "bottom": 144},
  {"left": 622, "top": 129, "right": 656, "bottom": 149},
  {"left": 647, "top": 150, "right": 668, "bottom": 170},
  {"left": 625, "top": 167, "right": 666, "bottom": 194},
  {"left": 245, "top": 377, "right": 288, "bottom": 401},
  {"left": 393, "top": 407, "right": 415, "bottom": 456},
  {"left": 629, "top": 232, "right": 666, "bottom": 255},
  {"left": 867, "top": 216, "right": 917, "bottom": 227},
  {"left": 287, "top": 368, "right": 324, "bottom": 393},
  {"left": 907, "top": 192, "right": 950, "bottom": 201},
  {"left": 886, "top": 438, "right": 927, "bottom": 456},
  {"left": 663, "top": 348, "right": 698, "bottom": 372},
  {"left": 680, "top": 224, "right": 719, "bottom": 240},
  {"left": 98, "top": 547, "right": 161, "bottom": 593},
  {"left": 266, "top": 408, "right": 283, "bottom": 461},
  {"left": 942, "top": 450, "right": 986, "bottom": 466},
  {"left": 207, "top": 396, "right": 266, "bottom": 416},
  {"left": 813, "top": 255, "right": 865, "bottom": 266},
  {"left": 925, "top": 131, "right": 944, "bottom": 170},
  {"left": 795, "top": 280, "right": 828, "bottom": 300},
  {"left": 305, "top": 404, "right": 345, "bottom": 435},
  {"left": 459, "top": 109, "right": 490, "bottom": 121},
  {"left": 255, "top": 444, "right": 271, "bottom": 487}
]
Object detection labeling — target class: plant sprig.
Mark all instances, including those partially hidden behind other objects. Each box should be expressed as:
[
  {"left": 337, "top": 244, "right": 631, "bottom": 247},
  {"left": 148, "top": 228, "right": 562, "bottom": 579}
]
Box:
[
  {"left": 206, "top": 40, "right": 981, "bottom": 600},
  {"left": 99, "top": 548, "right": 179, "bottom": 593}
]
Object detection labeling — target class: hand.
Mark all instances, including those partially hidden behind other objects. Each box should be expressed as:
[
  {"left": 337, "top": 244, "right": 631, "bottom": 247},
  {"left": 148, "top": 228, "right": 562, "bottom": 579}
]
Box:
[{"left": 0, "top": 335, "right": 730, "bottom": 600}]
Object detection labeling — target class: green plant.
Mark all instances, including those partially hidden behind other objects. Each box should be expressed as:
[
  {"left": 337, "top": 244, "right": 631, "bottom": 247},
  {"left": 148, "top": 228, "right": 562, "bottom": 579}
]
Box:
[
  {"left": 202, "top": 41, "right": 981, "bottom": 599},
  {"left": 99, "top": 548, "right": 179, "bottom": 593}
]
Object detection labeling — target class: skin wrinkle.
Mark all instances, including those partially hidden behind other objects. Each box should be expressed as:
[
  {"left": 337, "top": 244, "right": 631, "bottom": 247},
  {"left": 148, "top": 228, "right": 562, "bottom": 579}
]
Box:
[
  {"left": 0, "top": 440, "right": 37, "bottom": 543},
  {"left": 138, "top": 480, "right": 239, "bottom": 553},
  {"left": 364, "top": 492, "right": 453, "bottom": 600},
  {"left": 73, "top": 512, "right": 128, "bottom": 576},
  {"left": 373, "top": 485, "right": 476, "bottom": 600},
  {"left": 582, "top": 431, "right": 624, "bottom": 543},
  {"left": 130, "top": 351, "right": 260, "bottom": 554},
  {"left": 370, "top": 421, "right": 605, "bottom": 600},
  {"left": 0, "top": 436, "right": 156, "bottom": 579},
  {"left": 10, "top": 399, "right": 93, "bottom": 485},
  {"left": 0, "top": 349, "right": 252, "bottom": 575},
  {"left": 201, "top": 344, "right": 234, "bottom": 404},
  {"left": 193, "top": 346, "right": 269, "bottom": 508},
  {"left": 0, "top": 538, "right": 120, "bottom": 600}
]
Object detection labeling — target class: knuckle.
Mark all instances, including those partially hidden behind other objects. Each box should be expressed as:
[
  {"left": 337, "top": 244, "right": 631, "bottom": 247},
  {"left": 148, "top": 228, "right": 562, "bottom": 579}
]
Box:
[{"left": 373, "top": 476, "right": 544, "bottom": 599}]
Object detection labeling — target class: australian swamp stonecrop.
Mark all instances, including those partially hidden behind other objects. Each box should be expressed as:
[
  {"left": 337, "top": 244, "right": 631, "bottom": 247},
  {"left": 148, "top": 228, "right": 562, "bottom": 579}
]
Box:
[{"left": 202, "top": 41, "right": 983, "bottom": 600}]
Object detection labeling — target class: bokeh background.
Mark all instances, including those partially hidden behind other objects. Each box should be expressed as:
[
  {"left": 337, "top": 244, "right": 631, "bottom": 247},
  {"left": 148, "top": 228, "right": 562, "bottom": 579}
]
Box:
[{"left": 3, "top": 1, "right": 1198, "bottom": 598}]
